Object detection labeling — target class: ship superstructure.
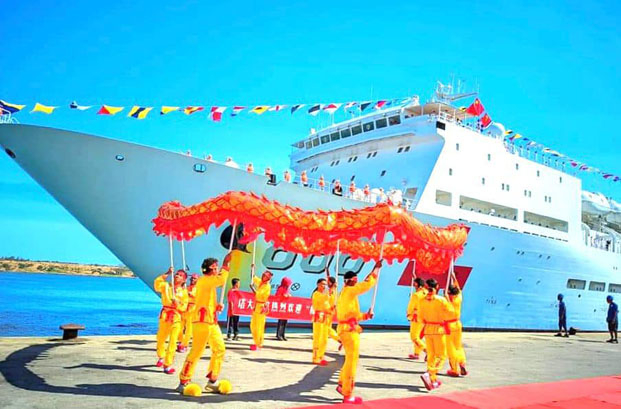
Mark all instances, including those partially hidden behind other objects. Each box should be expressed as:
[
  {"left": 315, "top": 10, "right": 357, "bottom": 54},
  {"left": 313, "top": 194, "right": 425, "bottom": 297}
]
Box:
[{"left": 1, "top": 86, "right": 619, "bottom": 330}]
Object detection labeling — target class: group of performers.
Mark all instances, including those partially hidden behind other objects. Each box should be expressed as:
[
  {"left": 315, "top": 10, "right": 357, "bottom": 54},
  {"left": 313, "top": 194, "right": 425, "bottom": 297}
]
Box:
[{"left": 153, "top": 252, "right": 467, "bottom": 403}]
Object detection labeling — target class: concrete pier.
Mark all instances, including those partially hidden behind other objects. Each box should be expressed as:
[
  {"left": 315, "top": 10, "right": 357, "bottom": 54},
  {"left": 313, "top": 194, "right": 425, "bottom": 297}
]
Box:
[{"left": 0, "top": 331, "right": 619, "bottom": 408}]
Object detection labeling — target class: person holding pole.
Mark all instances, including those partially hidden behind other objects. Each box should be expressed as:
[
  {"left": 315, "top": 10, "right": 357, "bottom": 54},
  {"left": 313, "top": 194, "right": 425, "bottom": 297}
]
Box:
[
  {"left": 311, "top": 278, "right": 331, "bottom": 365},
  {"left": 177, "top": 251, "right": 232, "bottom": 393},
  {"left": 406, "top": 276, "right": 427, "bottom": 360},
  {"left": 445, "top": 275, "right": 468, "bottom": 376},
  {"left": 418, "top": 278, "right": 454, "bottom": 391},
  {"left": 178, "top": 273, "right": 199, "bottom": 353},
  {"left": 249, "top": 270, "right": 273, "bottom": 350},
  {"left": 154, "top": 268, "right": 189, "bottom": 374},
  {"left": 335, "top": 260, "right": 381, "bottom": 404}
]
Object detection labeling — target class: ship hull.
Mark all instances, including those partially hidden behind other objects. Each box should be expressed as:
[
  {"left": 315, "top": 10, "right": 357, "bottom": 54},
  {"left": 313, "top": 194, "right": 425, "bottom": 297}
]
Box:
[{"left": 1, "top": 124, "right": 618, "bottom": 330}]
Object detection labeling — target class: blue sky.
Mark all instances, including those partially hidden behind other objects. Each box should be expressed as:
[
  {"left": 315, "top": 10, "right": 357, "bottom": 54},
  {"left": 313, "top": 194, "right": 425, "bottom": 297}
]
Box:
[{"left": 1, "top": 0, "right": 619, "bottom": 265}]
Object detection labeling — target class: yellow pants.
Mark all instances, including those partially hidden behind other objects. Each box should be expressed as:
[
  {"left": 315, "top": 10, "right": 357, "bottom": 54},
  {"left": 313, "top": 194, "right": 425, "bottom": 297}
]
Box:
[
  {"left": 250, "top": 309, "right": 267, "bottom": 347},
  {"left": 156, "top": 318, "right": 181, "bottom": 367},
  {"left": 325, "top": 314, "right": 340, "bottom": 343},
  {"left": 180, "top": 312, "right": 193, "bottom": 347},
  {"left": 409, "top": 321, "right": 425, "bottom": 355},
  {"left": 338, "top": 330, "right": 360, "bottom": 398},
  {"left": 447, "top": 321, "right": 466, "bottom": 372},
  {"left": 179, "top": 322, "right": 226, "bottom": 382},
  {"left": 425, "top": 333, "right": 446, "bottom": 382},
  {"left": 312, "top": 321, "right": 328, "bottom": 363}
]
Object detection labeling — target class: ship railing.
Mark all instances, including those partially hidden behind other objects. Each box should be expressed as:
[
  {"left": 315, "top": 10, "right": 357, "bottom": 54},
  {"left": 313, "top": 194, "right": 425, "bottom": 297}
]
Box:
[
  {"left": 0, "top": 113, "right": 19, "bottom": 124},
  {"left": 583, "top": 230, "right": 621, "bottom": 254}
]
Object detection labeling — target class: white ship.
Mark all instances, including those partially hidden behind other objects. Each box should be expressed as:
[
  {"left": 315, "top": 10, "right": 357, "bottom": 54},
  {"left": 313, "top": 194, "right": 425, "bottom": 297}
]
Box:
[{"left": 1, "top": 85, "right": 619, "bottom": 330}]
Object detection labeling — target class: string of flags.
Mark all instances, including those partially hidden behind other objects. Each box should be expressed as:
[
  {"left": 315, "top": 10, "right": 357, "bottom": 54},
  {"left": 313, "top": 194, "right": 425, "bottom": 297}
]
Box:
[
  {"left": 0, "top": 97, "right": 413, "bottom": 123},
  {"left": 1, "top": 97, "right": 618, "bottom": 183}
]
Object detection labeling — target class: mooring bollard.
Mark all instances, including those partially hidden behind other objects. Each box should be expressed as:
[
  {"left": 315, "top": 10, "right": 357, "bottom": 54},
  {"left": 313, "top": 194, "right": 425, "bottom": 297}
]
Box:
[{"left": 59, "top": 323, "right": 85, "bottom": 340}]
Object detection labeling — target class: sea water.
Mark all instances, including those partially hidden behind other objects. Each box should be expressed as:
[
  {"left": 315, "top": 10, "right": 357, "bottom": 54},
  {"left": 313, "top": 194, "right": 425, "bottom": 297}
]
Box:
[{"left": 0, "top": 272, "right": 161, "bottom": 337}]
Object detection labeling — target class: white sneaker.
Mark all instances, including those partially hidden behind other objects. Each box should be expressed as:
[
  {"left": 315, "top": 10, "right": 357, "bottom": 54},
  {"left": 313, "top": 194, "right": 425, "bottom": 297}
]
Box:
[{"left": 205, "top": 379, "right": 220, "bottom": 392}]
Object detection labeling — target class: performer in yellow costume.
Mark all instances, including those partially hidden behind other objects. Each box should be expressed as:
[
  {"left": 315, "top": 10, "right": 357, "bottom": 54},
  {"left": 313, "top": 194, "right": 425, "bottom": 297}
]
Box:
[
  {"left": 178, "top": 252, "right": 231, "bottom": 393},
  {"left": 336, "top": 260, "right": 381, "bottom": 404},
  {"left": 446, "top": 281, "right": 467, "bottom": 377},
  {"left": 249, "top": 270, "right": 273, "bottom": 350},
  {"left": 154, "top": 268, "right": 189, "bottom": 374},
  {"left": 406, "top": 277, "right": 427, "bottom": 359},
  {"left": 418, "top": 278, "right": 453, "bottom": 390},
  {"left": 178, "top": 273, "right": 199, "bottom": 353},
  {"left": 311, "top": 278, "right": 330, "bottom": 365}
]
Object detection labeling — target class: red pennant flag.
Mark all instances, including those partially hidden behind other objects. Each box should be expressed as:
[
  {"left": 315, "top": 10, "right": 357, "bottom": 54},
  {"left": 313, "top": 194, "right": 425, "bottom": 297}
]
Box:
[
  {"left": 374, "top": 100, "right": 387, "bottom": 110},
  {"left": 465, "top": 98, "right": 485, "bottom": 116},
  {"left": 480, "top": 113, "right": 492, "bottom": 128}
]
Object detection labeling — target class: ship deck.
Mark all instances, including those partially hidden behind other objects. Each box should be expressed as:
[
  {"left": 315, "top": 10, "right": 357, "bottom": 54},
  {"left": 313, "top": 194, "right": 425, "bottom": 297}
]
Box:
[{"left": 0, "top": 331, "right": 619, "bottom": 408}]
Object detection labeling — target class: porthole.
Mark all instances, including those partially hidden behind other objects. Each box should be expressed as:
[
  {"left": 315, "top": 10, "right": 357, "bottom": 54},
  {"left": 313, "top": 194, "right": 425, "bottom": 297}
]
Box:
[
  {"left": 193, "top": 163, "right": 206, "bottom": 173},
  {"left": 380, "top": 170, "right": 386, "bottom": 177},
  {"left": 5, "top": 148, "right": 16, "bottom": 159},
  {"left": 115, "top": 154, "right": 124, "bottom": 161}
]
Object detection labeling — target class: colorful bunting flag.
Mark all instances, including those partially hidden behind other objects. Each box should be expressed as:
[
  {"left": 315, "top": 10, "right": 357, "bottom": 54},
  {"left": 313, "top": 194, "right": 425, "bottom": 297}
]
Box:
[
  {"left": 504, "top": 129, "right": 514, "bottom": 135},
  {"left": 0, "top": 100, "right": 26, "bottom": 114},
  {"left": 128, "top": 106, "right": 153, "bottom": 119},
  {"left": 31, "top": 103, "right": 57, "bottom": 114},
  {"left": 268, "top": 105, "right": 287, "bottom": 112},
  {"left": 250, "top": 106, "right": 270, "bottom": 115},
  {"left": 465, "top": 98, "right": 485, "bottom": 116},
  {"left": 97, "top": 105, "right": 124, "bottom": 115},
  {"left": 374, "top": 100, "right": 387, "bottom": 110},
  {"left": 323, "top": 103, "right": 342, "bottom": 114},
  {"left": 291, "top": 104, "right": 305, "bottom": 114},
  {"left": 344, "top": 102, "right": 358, "bottom": 110},
  {"left": 231, "top": 106, "right": 245, "bottom": 116},
  {"left": 480, "top": 113, "right": 492, "bottom": 128},
  {"left": 69, "top": 101, "right": 92, "bottom": 111},
  {"left": 183, "top": 106, "right": 204, "bottom": 115},
  {"left": 308, "top": 104, "right": 322, "bottom": 116},
  {"left": 160, "top": 106, "right": 180, "bottom": 115},
  {"left": 210, "top": 106, "right": 227, "bottom": 122},
  {"left": 359, "top": 101, "right": 372, "bottom": 112},
  {"left": 458, "top": 106, "right": 467, "bottom": 112}
]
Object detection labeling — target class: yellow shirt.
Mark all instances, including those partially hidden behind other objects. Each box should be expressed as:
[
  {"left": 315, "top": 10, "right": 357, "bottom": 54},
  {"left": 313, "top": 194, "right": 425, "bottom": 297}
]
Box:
[
  {"left": 312, "top": 290, "right": 331, "bottom": 323},
  {"left": 154, "top": 275, "right": 189, "bottom": 321},
  {"left": 447, "top": 293, "right": 462, "bottom": 321},
  {"left": 336, "top": 275, "right": 376, "bottom": 327},
  {"left": 418, "top": 293, "right": 453, "bottom": 335},
  {"left": 193, "top": 269, "right": 229, "bottom": 324},
  {"left": 253, "top": 276, "right": 271, "bottom": 304},
  {"left": 406, "top": 287, "right": 427, "bottom": 321}
]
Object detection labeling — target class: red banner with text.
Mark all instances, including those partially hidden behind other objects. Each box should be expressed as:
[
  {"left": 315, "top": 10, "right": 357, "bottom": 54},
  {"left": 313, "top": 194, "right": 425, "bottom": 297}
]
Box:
[{"left": 228, "top": 291, "right": 335, "bottom": 322}]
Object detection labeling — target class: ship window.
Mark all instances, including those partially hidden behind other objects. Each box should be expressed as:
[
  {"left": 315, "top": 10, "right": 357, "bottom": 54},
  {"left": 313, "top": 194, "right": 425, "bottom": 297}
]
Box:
[
  {"left": 482, "top": 177, "right": 485, "bottom": 185},
  {"left": 567, "top": 279, "right": 586, "bottom": 290},
  {"left": 436, "top": 190, "right": 452, "bottom": 206},
  {"left": 363, "top": 122, "right": 375, "bottom": 132},
  {"left": 380, "top": 170, "right": 386, "bottom": 177},
  {"left": 436, "top": 121, "right": 446, "bottom": 130},
  {"left": 351, "top": 175, "right": 356, "bottom": 181},
  {"left": 331, "top": 132, "right": 341, "bottom": 141},
  {"left": 193, "top": 163, "right": 206, "bottom": 173},
  {"left": 115, "top": 154, "right": 125, "bottom": 161},
  {"left": 353, "top": 156, "right": 358, "bottom": 162},
  {"left": 397, "top": 147, "right": 403, "bottom": 153},
  {"left": 528, "top": 191, "right": 532, "bottom": 197},
  {"left": 515, "top": 163, "right": 519, "bottom": 170},
  {"left": 456, "top": 143, "right": 460, "bottom": 151},
  {"left": 389, "top": 115, "right": 401, "bottom": 126},
  {"left": 312, "top": 138, "right": 320, "bottom": 147},
  {"left": 559, "top": 176, "right": 563, "bottom": 183},
  {"left": 502, "top": 183, "right": 505, "bottom": 190},
  {"left": 372, "top": 152, "right": 377, "bottom": 157},
  {"left": 352, "top": 125, "right": 362, "bottom": 135},
  {"left": 367, "top": 153, "right": 372, "bottom": 159},
  {"left": 487, "top": 153, "right": 491, "bottom": 161},
  {"left": 537, "top": 170, "right": 540, "bottom": 177},
  {"left": 335, "top": 160, "right": 340, "bottom": 165},
  {"left": 404, "top": 146, "right": 410, "bottom": 152},
  {"left": 524, "top": 211, "right": 568, "bottom": 232},
  {"left": 507, "top": 184, "right": 510, "bottom": 191},
  {"left": 609, "top": 283, "right": 621, "bottom": 293},
  {"left": 305, "top": 141, "right": 312, "bottom": 149},
  {"left": 588, "top": 281, "right": 605, "bottom": 292},
  {"left": 524, "top": 190, "right": 528, "bottom": 197},
  {"left": 340, "top": 128, "right": 351, "bottom": 138},
  {"left": 449, "top": 168, "right": 453, "bottom": 176},
  {"left": 376, "top": 118, "right": 388, "bottom": 128},
  {"left": 459, "top": 195, "right": 518, "bottom": 220},
  {"left": 321, "top": 135, "right": 331, "bottom": 144}
]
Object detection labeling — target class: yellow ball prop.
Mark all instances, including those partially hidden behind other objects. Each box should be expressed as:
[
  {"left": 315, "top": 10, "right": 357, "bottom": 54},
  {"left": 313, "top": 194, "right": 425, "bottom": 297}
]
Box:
[
  {"left": 218, "top": 379, "right": 232, "bottom": 395},
  {"left": 183, "top": 383, "right": 202, "bottom": 397}
]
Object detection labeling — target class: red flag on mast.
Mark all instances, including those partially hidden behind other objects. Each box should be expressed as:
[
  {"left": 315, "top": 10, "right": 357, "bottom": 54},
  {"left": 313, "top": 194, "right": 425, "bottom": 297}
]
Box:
[
  {"left": 465, "top": 98, "right": 485, "bottom": 116},
  {"left": 480, "top": 113, "right": 492, "bottom": 128}
]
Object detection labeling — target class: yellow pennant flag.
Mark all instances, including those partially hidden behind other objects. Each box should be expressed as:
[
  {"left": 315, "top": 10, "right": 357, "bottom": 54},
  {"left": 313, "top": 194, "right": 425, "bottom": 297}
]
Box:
[
  {"left": 31, "top": 102, "right": 57, "bottom": 114},
  {"left": 97, "top": 105, "right": 124, "bottom": 115},
  {"left": 128, "top": 106, "right": 153, "bottom": 119},
  {"left": 250, "top": 105, "right": 270, "bottom": 115},
  {"left": 160, "top": 106, "right": 180, "bottom": 115}
]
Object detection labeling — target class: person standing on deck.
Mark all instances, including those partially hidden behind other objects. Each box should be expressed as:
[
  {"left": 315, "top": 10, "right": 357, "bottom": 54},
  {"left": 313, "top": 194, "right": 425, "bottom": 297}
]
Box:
[
  {"left": 154, "top": 269, "right": 189, "bottom": 374},
  {"left": 335, "top": 261, "right": 380, "bottom": 404},
  {"left": 606, "top": 295, "right": 618, "bottom": 343},
  {"left": 555, "top": 294, "right": 569, "bottom": 337},
  {"left": 178, "top": 273, "right": 199, "bottom": 353},
  {"left": 406, "top": 277, "right": 426, "bottom": 360},
  {"left": 418, "top": 278, "right": 453, "bottom": 391},
  {"left": 226, "top": 278, "right": 241, "bottom": 340},
  {"left": 249, "top": 270, "right": 273, "bottom": 350},
  {"left": 177, "top": 252, "right": 231, "bottom": 393}
]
